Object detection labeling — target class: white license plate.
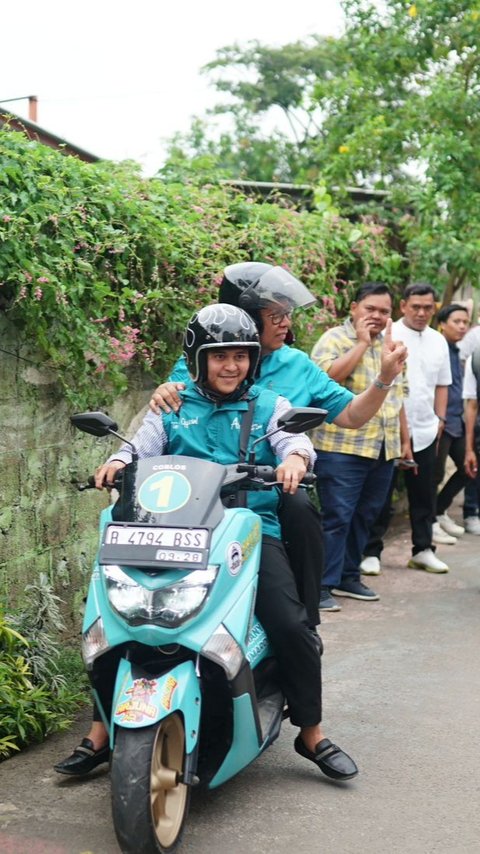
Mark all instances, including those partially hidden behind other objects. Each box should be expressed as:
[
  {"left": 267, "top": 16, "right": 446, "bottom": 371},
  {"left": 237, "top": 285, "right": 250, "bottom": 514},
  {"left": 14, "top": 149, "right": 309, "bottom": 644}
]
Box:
[{"left": 104, "top": 525, "right": 208, "bottom": 549}]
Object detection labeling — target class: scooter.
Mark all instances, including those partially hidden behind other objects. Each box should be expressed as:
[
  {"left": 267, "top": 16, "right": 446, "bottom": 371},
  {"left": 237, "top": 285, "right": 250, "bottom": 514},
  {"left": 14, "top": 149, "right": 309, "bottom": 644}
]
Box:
[{"left": 71, "top": 406, "right": 326, "bottom": 854}]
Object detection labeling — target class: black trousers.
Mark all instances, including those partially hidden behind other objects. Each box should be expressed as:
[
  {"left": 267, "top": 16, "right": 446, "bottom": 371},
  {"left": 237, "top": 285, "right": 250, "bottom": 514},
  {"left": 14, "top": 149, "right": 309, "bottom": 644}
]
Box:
[
  {"left": 435, "top": 431, "right": 469, "bottom": 516},
  {"left": 278, "top": 489, "right": 324, "bottom": 628},
  {"left": 256, "top": 536, "right": 322, "bottom": 728},
  {"left": 404, "top": 439, "right": 438, "bottom": 555}
]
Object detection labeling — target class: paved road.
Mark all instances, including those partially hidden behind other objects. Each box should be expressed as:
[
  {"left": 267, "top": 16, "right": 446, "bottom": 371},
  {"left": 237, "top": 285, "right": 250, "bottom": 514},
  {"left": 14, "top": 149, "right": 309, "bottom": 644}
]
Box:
[{"left": 1, "top": 512, "right": 479, "bottom": 854}]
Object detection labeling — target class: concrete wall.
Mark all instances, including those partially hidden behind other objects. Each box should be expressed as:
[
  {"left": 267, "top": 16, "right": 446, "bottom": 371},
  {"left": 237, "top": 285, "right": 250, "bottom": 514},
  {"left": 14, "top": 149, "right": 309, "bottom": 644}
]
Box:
[{"left": 0, "top": 314, "right": 152, "bottom": 636}]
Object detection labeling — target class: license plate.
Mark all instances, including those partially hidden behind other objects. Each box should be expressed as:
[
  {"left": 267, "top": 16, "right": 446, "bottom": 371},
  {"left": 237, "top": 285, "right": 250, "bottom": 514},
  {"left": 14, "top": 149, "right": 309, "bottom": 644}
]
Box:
[{"left": 104, "top": 525, "right": 208, "bottom": 549}]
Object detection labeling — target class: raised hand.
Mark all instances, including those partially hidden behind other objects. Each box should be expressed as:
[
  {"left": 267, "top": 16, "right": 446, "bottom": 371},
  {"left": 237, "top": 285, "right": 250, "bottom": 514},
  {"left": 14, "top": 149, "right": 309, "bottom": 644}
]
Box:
[{"left": 379, "top": 319, "right": 408, "bottom": 383}]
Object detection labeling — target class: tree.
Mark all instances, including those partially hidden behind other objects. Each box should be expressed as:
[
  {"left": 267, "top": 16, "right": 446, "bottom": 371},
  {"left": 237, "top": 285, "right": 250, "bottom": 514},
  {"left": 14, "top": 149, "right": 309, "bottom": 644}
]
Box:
[
  {"left": 313, "top": 0, "right": 480, "bottom": 301},
  {"left": 169, "top": 2, "right": 480, "bottom": 301}
]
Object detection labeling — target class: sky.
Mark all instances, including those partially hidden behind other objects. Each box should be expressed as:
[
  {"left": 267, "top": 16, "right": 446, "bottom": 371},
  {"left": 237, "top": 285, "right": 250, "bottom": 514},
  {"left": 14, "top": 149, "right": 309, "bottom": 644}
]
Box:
[{"left": 2, "top": 0, "right": 346, "bottom": 174}]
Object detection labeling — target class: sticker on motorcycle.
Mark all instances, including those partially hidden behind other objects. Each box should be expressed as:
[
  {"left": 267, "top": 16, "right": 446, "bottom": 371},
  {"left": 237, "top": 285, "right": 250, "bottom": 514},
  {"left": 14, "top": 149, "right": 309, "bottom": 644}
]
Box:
[
  {"left": 226, "top": 542, "right": 243, "bottom": 575},
  {"left": 138, "top": 470, "right": 192, "bottom": 514},
  {"left": 116, "top": 677, "right": 159, "bottom": 723},
  {"left": 161, "top": 675, "right": 178, "bottom": 710}
]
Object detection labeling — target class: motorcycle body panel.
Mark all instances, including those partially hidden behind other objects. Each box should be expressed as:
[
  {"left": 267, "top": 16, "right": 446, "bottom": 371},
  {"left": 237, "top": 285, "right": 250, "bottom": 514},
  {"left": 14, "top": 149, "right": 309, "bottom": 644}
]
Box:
[{"left": 111, "top": 659, "right": 201, "bottom": 754}]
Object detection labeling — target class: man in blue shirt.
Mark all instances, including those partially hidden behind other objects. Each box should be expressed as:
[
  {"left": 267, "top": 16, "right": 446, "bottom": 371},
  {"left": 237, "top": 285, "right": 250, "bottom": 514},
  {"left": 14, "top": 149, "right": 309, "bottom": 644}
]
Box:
[{"left": 433, "top": 304, "right": 471, "bottom": 541}]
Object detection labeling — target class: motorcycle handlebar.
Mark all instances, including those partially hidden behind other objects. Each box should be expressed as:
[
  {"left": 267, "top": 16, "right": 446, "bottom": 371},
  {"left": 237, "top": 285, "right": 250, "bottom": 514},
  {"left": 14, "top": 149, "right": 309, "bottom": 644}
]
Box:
[
  {"left": 74, "top": 472, "right": 124, "bottom": 491},
  {"left": 236, "top": 464, "right": 316, "bottom": 487}
]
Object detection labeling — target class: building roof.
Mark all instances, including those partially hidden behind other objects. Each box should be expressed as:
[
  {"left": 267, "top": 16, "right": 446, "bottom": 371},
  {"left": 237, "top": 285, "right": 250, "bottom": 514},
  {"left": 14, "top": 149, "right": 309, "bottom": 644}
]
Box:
[{"left": 0, "top": 109, "right": 100, "bottom": 163}]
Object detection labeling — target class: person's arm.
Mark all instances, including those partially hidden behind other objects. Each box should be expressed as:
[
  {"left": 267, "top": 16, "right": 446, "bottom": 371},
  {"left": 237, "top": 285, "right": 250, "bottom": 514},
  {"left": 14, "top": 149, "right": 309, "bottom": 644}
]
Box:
[
  {"left": 434, "top": 386, "right": 449, "bottom": 439},
  {"left": 268, "top": 397, "right": 315, "bottom": 494},
  {"left": 333, "top": 319, "right": 408, "bottom": 428},
  {"left": 464, "top": 398, "right": 479, "bottom": 478},
  {"left": 325, "top": 317, "right": 373, "bottom": 383},
  {"left": 149, "top": 356, "right": 189, "bottom": 414},
  {"left": 399, "top": 404, "right": 414, "bottom": 460},
  {"left": 95, "top": 411, "right": 168, "bottom": 488}
]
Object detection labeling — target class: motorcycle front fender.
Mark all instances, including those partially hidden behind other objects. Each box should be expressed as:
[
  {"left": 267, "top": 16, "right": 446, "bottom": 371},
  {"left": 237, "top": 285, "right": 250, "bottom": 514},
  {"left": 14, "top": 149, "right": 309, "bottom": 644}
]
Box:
[{"left": 111, "top": 659, "right": 201, "bottom": 754}]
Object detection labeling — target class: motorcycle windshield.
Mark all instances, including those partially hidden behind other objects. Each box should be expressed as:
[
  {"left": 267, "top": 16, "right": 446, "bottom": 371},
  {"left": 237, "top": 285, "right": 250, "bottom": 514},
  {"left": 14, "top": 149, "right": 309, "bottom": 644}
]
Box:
[{"left": 100, "top": 456, "right": 227, "bottom": 570}]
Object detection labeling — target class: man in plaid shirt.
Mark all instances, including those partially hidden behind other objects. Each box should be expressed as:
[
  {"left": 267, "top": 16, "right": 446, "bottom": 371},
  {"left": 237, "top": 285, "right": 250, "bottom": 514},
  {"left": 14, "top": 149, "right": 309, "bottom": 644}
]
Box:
[{"left": 311, "top": 282, "right": 412, "bottom": 611}]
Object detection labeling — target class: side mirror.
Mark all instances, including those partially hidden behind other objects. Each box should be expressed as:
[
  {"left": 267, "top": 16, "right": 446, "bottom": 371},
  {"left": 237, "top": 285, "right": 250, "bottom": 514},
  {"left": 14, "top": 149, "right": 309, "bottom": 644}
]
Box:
[
  {"left": 277, "top": 407, "right": 328, "bottom": 433},
  {"left": 70, "top": 411, "right": 119, "bottom": 437}
]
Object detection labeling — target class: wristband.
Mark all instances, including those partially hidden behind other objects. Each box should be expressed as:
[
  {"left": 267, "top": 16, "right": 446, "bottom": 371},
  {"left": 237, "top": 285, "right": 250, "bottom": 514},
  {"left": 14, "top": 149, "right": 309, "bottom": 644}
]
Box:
[
  {"left": 290, "top": 451, "right": 310, "bottom": 466},
  {"left": 373, "top": 375, "right": 395, "bottom": 390}
]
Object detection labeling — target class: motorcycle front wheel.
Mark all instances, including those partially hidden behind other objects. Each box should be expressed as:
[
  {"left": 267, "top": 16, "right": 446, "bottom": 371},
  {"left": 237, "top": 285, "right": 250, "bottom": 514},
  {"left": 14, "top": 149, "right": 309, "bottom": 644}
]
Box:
[{"left": 111, "top": 714, "right": 191, "bottom": 854}]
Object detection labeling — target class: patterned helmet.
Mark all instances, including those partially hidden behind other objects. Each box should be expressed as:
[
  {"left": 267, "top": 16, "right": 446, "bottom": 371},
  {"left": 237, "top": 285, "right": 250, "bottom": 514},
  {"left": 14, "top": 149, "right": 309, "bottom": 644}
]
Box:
[{"left": 184, "top": 303, "right": 261, "bottom": 400}]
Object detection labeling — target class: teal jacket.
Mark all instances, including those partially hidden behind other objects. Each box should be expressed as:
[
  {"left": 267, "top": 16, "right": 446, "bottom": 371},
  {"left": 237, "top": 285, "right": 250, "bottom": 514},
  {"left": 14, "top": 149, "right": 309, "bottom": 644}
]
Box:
[
  {"left": 170, "top": 346, "right": 353, "bottom": 423},
  {"left": 112, "top": 381, "right": 310, "bottom": 539}
]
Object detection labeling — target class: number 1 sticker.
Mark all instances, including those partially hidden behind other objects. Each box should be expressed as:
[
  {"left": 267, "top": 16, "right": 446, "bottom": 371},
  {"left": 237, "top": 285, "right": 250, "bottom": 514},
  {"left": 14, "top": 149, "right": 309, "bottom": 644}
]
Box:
[{"left": 138, "top": 471, "right": 192, "bottom": 513}]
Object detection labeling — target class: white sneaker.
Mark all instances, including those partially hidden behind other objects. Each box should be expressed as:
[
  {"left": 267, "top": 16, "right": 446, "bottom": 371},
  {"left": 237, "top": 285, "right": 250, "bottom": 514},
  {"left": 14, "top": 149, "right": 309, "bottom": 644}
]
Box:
[
  {"left": 360, "top": 556, "right": 381, "bottom": 575},
  {"left": 432, "top": 522, "right": 457, "bottom": 545},
  {"left": 407, "top": 549, "right": 449, "bottom": 573},
  {"left": 436, "top": 513, "right": 465, "bottom": 537},
  {"left": 464, "top": 516, "right": 480, "bottom": 535}
]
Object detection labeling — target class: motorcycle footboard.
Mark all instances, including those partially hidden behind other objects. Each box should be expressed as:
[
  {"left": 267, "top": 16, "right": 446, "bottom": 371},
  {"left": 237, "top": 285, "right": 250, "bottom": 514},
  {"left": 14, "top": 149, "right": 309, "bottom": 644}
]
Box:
[{"left": 111, "top": 659, "right": 201, "bottom": 756}]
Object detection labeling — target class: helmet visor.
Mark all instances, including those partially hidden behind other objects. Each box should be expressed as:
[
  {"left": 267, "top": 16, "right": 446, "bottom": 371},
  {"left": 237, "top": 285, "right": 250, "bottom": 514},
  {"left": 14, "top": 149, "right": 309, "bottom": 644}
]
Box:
[{"left": 239, "top": 267, "right": 316, "bottom": 312}]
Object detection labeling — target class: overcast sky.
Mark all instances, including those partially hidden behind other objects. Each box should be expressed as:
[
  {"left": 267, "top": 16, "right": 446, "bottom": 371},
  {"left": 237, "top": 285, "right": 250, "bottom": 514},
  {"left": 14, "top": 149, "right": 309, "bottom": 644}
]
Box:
[{"left": 2, "top": 0, "right": 346, "bottom": 174}]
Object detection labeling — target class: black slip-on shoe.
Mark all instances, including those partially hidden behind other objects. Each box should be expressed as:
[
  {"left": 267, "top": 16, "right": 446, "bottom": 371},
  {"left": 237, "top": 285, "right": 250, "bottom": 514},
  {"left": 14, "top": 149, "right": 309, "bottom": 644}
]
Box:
[
  {"left": 294, "top": 736, "right": 358, "bottom": 781},
  {"left": 54, "top": 738, "right": 110, "bottom": 776}
]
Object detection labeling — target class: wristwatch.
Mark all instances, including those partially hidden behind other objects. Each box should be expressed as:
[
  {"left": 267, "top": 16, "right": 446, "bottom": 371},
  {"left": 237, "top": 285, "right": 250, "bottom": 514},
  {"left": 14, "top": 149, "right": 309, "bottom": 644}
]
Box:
[{"left": 373, "top": 375, "right": 395, "bottom": 390}]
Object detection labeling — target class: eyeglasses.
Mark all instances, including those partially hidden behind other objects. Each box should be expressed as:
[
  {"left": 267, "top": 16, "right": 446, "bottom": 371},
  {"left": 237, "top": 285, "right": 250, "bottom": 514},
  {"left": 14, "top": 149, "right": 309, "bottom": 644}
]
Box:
[{"left": 266, "top": 310, "right": 294, "bottom": 326}]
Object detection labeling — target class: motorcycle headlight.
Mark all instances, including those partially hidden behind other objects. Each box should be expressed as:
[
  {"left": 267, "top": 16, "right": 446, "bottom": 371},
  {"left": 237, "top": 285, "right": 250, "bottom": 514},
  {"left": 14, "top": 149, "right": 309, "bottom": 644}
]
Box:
[
  {"left": 104, "top": 564, "right": 218, "bottom": 628},
  {"left": 82, "top": 616, "right": 110, "bottom": 670}
]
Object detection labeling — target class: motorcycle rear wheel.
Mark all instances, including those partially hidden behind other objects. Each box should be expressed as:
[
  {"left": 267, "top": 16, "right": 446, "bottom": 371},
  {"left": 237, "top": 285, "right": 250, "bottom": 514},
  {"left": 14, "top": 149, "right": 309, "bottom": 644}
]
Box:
[{"left": 111, "top": 714, "right": 190, "bottom": 854}]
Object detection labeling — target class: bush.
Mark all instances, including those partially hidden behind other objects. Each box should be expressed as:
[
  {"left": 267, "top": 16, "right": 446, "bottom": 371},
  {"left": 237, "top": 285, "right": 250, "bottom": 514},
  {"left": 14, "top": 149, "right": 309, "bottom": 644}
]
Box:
[
  {"left": 0, "top": 126, "right": 404, "bottom": 407},
  {"left": 0, "top": 575, "right": 88, "bottom": 759}
]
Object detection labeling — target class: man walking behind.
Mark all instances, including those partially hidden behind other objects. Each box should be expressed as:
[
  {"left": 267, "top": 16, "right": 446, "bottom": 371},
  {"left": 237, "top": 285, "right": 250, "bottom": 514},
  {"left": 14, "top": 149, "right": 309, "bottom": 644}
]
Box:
[
  {"left": 311, "top": 282, "right": 411, "bottom": 612},
  {"left": 392, "top": 283, "right": 452, "bottom": 573},
  {"left": 432, "top": 304, "right": 470, "bottom": 543}
]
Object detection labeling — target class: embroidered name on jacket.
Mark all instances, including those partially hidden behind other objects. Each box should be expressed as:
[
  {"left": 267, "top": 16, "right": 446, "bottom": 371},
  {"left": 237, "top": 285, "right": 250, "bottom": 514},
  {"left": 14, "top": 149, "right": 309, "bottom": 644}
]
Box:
[{"left": 171, "top": 416, "right": 199, "bottom": 430}]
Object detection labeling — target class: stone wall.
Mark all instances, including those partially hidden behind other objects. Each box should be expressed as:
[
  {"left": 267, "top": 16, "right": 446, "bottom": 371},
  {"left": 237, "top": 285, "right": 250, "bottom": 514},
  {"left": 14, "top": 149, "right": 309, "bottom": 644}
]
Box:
[{"left": 0, "top": 314, "right": 152, "bottom": 636}]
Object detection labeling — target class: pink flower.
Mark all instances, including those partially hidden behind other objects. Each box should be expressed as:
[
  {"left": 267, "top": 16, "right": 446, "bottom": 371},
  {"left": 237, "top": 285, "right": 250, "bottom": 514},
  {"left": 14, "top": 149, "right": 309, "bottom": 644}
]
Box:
[
  {"left": 3, "top": 215, "right": 11, "bottom": 222},
  {"left": 118, "top": 307, "right": 125, "bottom": 321},
  {"left": 37, "top": 276, "right": 49, "bottom": 283},
  {"left": 23, "top": 272, "right": 33, "bottom": 282},
  {"left": 18, "top": 286, "right": 27, "bottom": 300},
  {"left": 34, "top": 287, "right": 43, "bottom": 300}
]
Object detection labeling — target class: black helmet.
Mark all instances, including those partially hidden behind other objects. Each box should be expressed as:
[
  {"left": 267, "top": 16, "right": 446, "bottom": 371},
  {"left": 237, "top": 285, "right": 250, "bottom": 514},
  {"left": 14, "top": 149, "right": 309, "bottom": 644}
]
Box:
[
  {"left": 219, "top": 262, "right": 316, "bottom": 327},
  {"left": 184, "top": 303, "right": 261, "bottom": 401}
]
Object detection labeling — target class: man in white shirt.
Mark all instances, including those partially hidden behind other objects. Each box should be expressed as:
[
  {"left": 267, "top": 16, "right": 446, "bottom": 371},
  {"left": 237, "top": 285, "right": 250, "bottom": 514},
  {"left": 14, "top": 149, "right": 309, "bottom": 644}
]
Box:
[
  {"left": 459, "top": 329, "right": 480, "bottom": 533},
  {"left": 392, "top": 283, "right": 452, "bottom": 572},
  {"left": 462, "top": 351, "right": 480, "bottom": 532}
]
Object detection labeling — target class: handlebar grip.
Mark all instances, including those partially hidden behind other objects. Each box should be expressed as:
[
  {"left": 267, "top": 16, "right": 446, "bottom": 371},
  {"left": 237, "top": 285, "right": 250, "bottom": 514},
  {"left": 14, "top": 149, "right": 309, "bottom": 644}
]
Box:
[{"left": 301, "top": 472, "right": 317, "bottom": 486}]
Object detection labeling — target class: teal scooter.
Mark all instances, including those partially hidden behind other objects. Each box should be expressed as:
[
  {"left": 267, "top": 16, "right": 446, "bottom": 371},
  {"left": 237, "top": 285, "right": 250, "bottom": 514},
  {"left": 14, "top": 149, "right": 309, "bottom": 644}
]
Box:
[{"left": 72, "top": 407, "right": 325, "bottom": 854}]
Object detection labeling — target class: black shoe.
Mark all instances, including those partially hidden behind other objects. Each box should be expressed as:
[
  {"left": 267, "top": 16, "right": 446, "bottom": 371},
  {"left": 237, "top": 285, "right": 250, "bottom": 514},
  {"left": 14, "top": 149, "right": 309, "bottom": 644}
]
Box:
[
  {"left": 319, "top": 587, "right": 341, "bottom": 611},
  {"left": 54, "top": 738, "right": 110, "bottom": 776},
  {"left": 294, "top": 735, "right": 358, "bottom": 781},
  {"left": 331, "top": 580, "right": 379, "bottom": 601}
]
